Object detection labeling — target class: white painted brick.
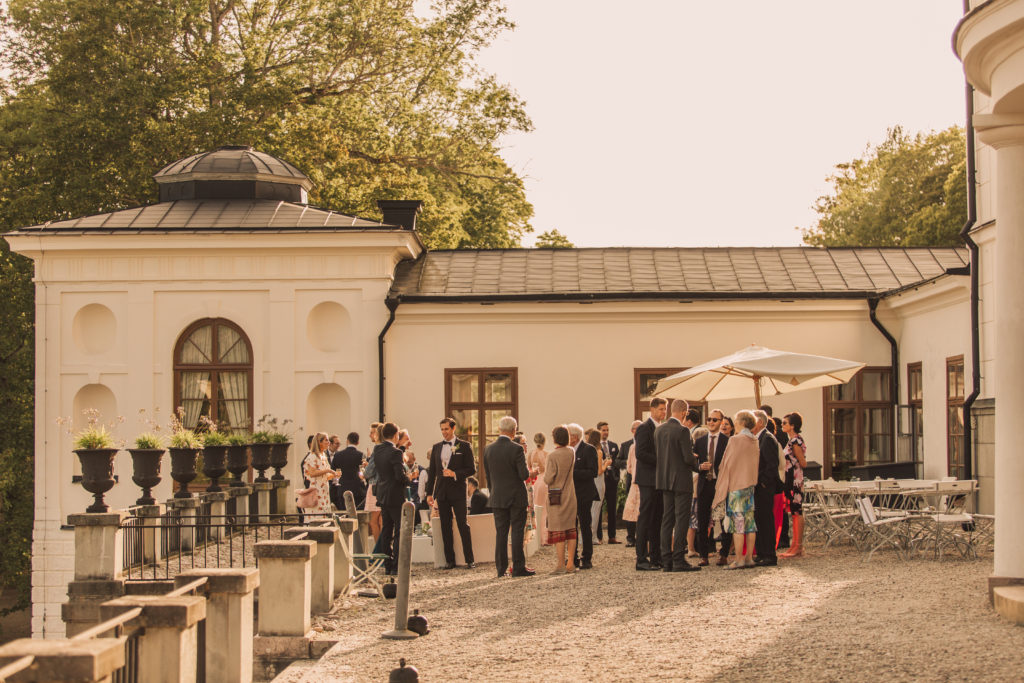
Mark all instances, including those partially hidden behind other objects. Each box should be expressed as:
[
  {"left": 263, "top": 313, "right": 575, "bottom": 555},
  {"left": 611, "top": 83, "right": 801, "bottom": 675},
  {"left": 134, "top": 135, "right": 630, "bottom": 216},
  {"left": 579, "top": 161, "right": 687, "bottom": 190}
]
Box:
[
  {"left": 44, "top": 587, "right": 67, "bottom": 605},
  {"left": 31, "top": 587, "right": 44, "bottom": 603},
  {"left": 31, "top": 555, "right": 45, "bottom": 571}
]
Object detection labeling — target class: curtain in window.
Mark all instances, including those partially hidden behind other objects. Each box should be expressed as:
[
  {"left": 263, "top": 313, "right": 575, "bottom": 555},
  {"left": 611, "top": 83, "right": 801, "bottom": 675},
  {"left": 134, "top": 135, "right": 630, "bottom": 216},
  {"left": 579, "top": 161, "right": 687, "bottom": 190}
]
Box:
[
  {"left": 218, "top": 372, "right": 249, "bottom": 431},
  {"left": 218, "top": 326, "right": 250, "bottom": 364},
  {"left": 180, "top": 371, "right": 211, "bottom": 429},
  {"left": 180, "top": 325, "right": 213, "bottom": 364}
]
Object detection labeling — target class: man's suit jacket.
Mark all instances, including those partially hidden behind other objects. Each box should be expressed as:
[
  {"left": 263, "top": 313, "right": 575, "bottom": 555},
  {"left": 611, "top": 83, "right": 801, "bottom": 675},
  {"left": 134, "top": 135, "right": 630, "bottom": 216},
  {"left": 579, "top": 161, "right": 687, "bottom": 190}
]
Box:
[
  {"left": 427, "top": 438, "right": 476, "bottom": 502},
  {"left": 572, "top": 442, "right": 600, "bottom": 503},
  {"left": 633, "top": 418, "right": 659, "bottom": 487},
  {"left": 601, "top": 440, "right": 620, "bottom": 483},
  {"left": 694, "top": 432, "right": 729, "bottom": 497},
  {"left": 616, "top": 439, "right": 632, "bottom": 471},
  {"left": 654, "top": 417, "right": 697, "bottom": 493},
  {"left": 372, "top": 441, "right": 407, "bottom": 508},
  {"left": 469, "top": 489, "right": 490, "bottom": 515},
  {"left": 483, "top": 436, "right": 529, "bottom": 510},
  {"left": 331, "top": 446, "right": 365, "bottom": 488},
  {"left": 757, "top": 429, "right": 781, "bottom": 490}
]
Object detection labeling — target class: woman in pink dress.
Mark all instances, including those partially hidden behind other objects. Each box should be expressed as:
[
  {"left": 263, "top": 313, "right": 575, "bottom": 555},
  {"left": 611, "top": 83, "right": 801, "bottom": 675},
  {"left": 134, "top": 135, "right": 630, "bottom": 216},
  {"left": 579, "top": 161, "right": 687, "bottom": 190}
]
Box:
[
  {"left": 528, "top": 432, "right": 550, "bottom": 544},
  {"left": 622, "top": 438, "right": 640, "bottom": 527}
]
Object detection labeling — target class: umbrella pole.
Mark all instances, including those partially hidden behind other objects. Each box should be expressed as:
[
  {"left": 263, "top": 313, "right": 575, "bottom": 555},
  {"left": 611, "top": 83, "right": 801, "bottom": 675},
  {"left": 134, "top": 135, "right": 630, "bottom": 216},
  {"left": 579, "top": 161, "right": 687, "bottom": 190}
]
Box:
[{"left": 753, "top": 375, "right": 762, "bottom": 408}]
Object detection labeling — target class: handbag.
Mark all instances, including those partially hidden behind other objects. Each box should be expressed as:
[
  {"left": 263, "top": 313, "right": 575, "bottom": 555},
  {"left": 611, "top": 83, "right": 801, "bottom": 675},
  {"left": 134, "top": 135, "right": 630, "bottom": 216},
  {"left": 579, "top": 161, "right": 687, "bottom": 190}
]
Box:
[
  {"left": 546, "top": 451, "right": 574, "bottom": 506},
  {"left": 296, "top": 486, "right": 319, "bottom": 509}
]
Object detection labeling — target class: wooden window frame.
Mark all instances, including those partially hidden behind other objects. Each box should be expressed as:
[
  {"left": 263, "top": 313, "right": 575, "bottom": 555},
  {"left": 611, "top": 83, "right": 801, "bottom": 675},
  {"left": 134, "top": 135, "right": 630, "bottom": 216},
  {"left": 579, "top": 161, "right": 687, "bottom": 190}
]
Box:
[
  {"left": 946, "top": 355, "right": 965, "bottom": 479},
  {"left": 172, "top": 318, "right": 254, "bottom": 433},
  {"left": 444, "top": 368, "right": 519, "bottom": 488},
  {"left": 907, "top": 362, "right": 923, "bottom": 463},
  {"left": 822, "top": 366, "right": 894, "bottom": 478},
  {"left": 633, "top": 368, "right": 706, "bottom": 422}
]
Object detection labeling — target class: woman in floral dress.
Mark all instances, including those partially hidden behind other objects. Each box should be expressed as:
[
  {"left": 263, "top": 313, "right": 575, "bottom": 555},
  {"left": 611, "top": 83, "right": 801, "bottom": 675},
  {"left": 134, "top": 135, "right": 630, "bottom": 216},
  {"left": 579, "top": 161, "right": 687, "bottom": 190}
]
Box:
[
  {"left": 780, "top": 412, "right": 807, "bottom": 558},
  {"left": 528, "top": 432, "right": 549, "bottom": 543},
  {"left": 302, "top": 432, "right": 337, "bottom": 516}
]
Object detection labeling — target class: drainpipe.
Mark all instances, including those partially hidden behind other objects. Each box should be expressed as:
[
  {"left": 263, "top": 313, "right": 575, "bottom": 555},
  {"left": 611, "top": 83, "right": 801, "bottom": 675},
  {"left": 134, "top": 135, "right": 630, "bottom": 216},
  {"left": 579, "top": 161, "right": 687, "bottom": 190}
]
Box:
[
  {"left": 868, "top": 295, "right": 899, "bottom": 423},
  {"left": 958, "top": 5, "right": 980, "bottom": 481},
  {"left": 378, "top": 299, "right": 399, "bottom": 422}
]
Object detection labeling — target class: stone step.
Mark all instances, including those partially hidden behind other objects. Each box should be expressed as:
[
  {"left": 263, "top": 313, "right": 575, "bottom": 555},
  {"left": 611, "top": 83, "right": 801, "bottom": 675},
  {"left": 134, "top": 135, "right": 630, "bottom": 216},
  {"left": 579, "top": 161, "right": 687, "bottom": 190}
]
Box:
[{"left": 993, "top": 585, "right": 1024, "bottom": 625}]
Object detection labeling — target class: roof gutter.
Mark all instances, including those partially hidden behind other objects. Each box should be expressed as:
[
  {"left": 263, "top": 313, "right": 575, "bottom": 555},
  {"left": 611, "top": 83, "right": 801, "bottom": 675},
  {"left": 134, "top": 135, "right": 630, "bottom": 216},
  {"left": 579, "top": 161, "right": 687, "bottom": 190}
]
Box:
[
  {"left": 959, "top": 8, "right": 980, "bottom": 481},
  {"left": 391, "top": 290, "right": 894, "bottom": 305},
  {"left": 378, "top": 299, "right": 399, "bottom": 422},
  {"left": 867, "top": 297, "right": 899, "bottom": 421}
]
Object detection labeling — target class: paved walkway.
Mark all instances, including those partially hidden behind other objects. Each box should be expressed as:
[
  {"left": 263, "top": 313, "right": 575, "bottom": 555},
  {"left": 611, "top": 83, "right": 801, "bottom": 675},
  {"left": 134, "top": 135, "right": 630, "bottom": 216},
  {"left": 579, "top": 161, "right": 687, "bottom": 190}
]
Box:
[{"left": 279, "top": 540, "right": 1024, "bottom": 682}]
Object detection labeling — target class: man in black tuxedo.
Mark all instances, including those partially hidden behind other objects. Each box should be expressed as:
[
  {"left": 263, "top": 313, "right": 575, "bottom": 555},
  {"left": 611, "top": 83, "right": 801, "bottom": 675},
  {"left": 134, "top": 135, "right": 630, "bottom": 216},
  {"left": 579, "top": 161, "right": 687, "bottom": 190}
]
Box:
[
  {"left": 569, "top": 423, "right": 599, "bottom": 569},
  {"left": 693, "top": 410, "right": 729, "bottom": 566},
  {"left": 655, "top": 399, "right": 700, "bottom": 572},
  {"left": 426, "top": 417, "right": 477, "bottom": 569},
  {"left": 331, "top": 432, "right": 367, "bottom": 510},
  {"left": 634, "top": 398, "right": 666, "bottom": 570},
  {"left": 372, "top": 422, "right": 411, "bottom": 575},
  {"left": 596, "top": 421, "right": 621, "bottom": 544},
  {"left": 618, "top": 420, "right": 641, "bottom": 547},
  {"left": 753, "top": 410, "right": 781, "bottom": 567},
  {"left": 483, "top": 416, "right": 533, "bottom": 577}
]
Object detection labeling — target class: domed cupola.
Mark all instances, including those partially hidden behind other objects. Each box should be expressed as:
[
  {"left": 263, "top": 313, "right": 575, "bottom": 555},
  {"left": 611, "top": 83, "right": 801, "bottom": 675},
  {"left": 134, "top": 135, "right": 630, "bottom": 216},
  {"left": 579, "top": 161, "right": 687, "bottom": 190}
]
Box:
[{"left": 153, "top": 145, "right": 312, "bottom": 203}]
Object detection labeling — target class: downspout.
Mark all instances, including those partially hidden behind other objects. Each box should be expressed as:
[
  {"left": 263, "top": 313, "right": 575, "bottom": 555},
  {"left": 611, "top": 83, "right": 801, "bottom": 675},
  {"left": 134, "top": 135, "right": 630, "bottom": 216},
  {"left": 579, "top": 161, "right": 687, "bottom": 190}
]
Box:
[
  {"left": 958, "top": 10, "right": 980, "bottom": 480},
  {"left": 378, "top": 299, "right": 399, "bottom": 422},
  {"left": 868, "top": 296, "right": 899, "bottom": 433}
]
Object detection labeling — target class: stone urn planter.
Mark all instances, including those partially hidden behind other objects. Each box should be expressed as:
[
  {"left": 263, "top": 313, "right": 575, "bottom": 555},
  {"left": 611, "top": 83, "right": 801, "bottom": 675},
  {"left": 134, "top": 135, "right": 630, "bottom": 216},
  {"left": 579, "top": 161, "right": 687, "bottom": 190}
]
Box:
[
  {"left": 226, "top": 445, "right": 249, "bottom": 487},
  {"left": 270, "top": 442, "right": 291, "bottom": 480},
  {"left": 201, "top": 445, "right": 229, "bottom": 492},
  {"left": 127, "top": 448, "right": 164, "bottom": 506},
  {"left": 168, "top": 447, "right": 201, "bottom": 498},
  {"left": 250, "top": 443, "right": 273, "bottom": 483},
  {"left": 75, "top": 448, "right": 119, "bottom": 513}
]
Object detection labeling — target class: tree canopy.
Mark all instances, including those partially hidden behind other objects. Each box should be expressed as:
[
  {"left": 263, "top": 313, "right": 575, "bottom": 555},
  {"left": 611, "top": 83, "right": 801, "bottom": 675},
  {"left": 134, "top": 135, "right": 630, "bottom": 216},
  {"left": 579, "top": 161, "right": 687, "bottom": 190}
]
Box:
[
  {"left": 802, "top": 126, "right": 967, "bottom": 247},
  {"left": 0, "top": 0, "right": 534, "bottom": 248},
  {"left": 534, "top": 229, "right": 574, "bottom": 248}
]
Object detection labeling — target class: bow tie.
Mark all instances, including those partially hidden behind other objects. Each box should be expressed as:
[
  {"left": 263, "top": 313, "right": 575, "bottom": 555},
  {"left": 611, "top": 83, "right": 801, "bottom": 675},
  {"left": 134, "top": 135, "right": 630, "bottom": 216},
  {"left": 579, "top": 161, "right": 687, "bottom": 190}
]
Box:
[{"left": 446, "top": 441, "right": 455, "bottom": 447}]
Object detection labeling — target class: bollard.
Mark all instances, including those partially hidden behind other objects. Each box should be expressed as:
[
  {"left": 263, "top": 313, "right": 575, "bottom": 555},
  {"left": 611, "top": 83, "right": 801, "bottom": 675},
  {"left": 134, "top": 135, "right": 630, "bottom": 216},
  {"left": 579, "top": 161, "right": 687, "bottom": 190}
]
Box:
[
  {"left": 343, "top": 490, "right": 357, "bottom": 518},
  {"left": 382, "top": 502, "right": 417, "bottom": 640}
]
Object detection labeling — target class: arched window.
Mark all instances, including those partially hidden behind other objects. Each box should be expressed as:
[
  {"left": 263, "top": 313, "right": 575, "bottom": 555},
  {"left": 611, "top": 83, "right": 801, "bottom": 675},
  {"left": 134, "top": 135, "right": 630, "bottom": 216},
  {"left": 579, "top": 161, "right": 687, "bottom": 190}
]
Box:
[{"left": 173, "top": 318, "right": 253, "bottom": 432}]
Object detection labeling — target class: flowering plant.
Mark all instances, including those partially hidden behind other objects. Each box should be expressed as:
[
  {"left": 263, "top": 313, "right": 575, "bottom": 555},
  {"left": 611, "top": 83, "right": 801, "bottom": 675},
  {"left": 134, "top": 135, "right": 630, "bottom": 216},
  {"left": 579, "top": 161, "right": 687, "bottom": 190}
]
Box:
[
  {"left": 168, "top": 407, "right": 203, "bottom": 449},
  {"left": 133, "top": 408, "right": 164, "bottom": 449},
  {"left": 57, "top": 409, "right": 124, "bottom": 450}
]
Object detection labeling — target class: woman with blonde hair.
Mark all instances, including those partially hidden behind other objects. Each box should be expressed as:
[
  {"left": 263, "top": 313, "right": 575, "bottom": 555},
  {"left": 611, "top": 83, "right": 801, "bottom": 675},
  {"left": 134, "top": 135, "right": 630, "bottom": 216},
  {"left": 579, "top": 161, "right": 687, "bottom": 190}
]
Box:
[
  {"left": 711, "top": 411, "right": 760, "bottom": 569},
  {"left": 302, "top": 432, "right": 338, "bottom": 516},
  {"left": 363, "top": 422, "right": 383, "bottom": 539},
  {"left": 528, "top": 432, "right": 549, "bottom": 544}
]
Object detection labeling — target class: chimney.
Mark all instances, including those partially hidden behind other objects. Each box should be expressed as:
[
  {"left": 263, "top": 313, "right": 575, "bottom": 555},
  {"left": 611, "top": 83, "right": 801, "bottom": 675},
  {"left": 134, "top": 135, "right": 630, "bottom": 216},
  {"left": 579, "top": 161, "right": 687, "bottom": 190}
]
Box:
[{"left": 377, "top": 200, "right": 423, "bottom": 231}]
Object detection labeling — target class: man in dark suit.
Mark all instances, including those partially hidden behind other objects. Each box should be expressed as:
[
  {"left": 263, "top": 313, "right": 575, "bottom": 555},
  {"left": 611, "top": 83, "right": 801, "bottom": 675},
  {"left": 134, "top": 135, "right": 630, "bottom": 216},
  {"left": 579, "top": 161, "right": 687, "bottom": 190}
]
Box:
[
  {"left": 618, "top": 420, "right": 641, "bottom": 547},
  {"left": 634, "top": 398, "right": 667, "bottom": 571},
  {"left": 426, "top": 417, "right": 476, "bottom": 569},
  {"left": 761, "top": 405, "right": 790, "bottom": 550},
  {"left": 655, "top": 399, "right": 700, "bottom": 572},
  {"left": 467, "top": 476, "right": 490, "bottom": 515},
  {"left": 596, "top": 421, "right": 621, "bottom": 544},
  {"left": 331, "top": 432, "right": 367, "bottom": 510},
  {"left": 569, "top": 423, "right": 599, "bottom": 569},
  {"left": 483, "top": 416, "right": 534, "bottom": 577},
  {"left": 372, "top": 422, "right": 411, "bottom": 575},
  {"left": 753, "top": 410, "right": 781, "bottom": 567},
  {"left": 693, "top": 410, "right": 729, "bottom": 566}
]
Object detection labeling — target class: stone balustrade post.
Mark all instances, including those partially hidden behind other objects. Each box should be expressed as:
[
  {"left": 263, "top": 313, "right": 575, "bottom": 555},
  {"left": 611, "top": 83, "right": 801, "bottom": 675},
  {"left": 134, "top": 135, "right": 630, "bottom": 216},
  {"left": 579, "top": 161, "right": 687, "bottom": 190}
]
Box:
[
  {"left": 165, "top": 498, "right": 200, "bottom": 552},
  {"left": 100, "top": 595, "right": 206, "bottom": 683},
  {"left": 137, "top": 504, "right": 164, "bottom": 564},
  {"left": 333, "top": 518, "right": 357, "bottom": 599},
  {"left": 253, "top": 540, "right": 316, "bottom": 636},
  {"left": 284, "top": 527, "right": 336, "bottom": 613},
  {"left": 354, "top": 510, "right": 371, "bottom": 555},
  {"left": 272, "top": 479, "right": 289, "bottom": 515},
  {"left": 175, "top": 568, "right": 259, "bottom": 683},
  {"left": 253, "top": 482, "right": 274, "bottom": 523},
  {"left": 62, "top": 512, "right": 128, "bottom": 637},
  {"left": 205, "top": 492, "right": 231, "bottom": 541},
  {"left": 0, "top": 637, "right": 126, "bottom": 683}
]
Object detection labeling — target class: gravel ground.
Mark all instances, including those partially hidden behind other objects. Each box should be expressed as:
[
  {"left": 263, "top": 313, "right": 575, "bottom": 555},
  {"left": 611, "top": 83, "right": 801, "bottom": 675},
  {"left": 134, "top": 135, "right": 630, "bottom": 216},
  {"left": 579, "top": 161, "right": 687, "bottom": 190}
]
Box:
[{"left": 277, "top": 540, "right": 1023, "bottom": 682}]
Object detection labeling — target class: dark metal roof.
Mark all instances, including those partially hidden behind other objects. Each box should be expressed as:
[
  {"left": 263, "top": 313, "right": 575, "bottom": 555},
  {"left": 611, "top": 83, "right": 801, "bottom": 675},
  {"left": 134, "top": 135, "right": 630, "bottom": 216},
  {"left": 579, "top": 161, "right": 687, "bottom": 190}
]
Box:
[
  {"left": 7, "top": 199, "right": 401, "bottom": 234},
  {"left": 389, "top": 247, "right": 970, "bottom": 301},
  {"left": 154, "top": 146, "right": 311, "bottom": 190}
]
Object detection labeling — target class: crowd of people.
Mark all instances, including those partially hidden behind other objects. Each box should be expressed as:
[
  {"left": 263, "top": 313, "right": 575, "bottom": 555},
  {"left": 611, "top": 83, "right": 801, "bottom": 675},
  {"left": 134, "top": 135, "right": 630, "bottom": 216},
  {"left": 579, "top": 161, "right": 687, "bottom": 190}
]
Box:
[{"left": 297, "top": 399, "right": 808, "bottom": 577}]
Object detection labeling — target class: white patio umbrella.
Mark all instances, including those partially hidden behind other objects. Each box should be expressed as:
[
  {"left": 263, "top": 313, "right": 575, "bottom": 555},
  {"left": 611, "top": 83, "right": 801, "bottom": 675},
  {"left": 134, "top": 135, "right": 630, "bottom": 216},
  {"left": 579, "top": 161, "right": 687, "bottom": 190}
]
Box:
[{"left": 652, "top": 344, "right": 866, "bottom": 407}]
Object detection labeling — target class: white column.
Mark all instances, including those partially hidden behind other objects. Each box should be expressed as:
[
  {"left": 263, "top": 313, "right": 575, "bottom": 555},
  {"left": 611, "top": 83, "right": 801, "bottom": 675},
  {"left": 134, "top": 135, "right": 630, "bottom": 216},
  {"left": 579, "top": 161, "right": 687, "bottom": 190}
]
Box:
[{"left": 977, "top": 118, "right": 1024, "bottom": 582}]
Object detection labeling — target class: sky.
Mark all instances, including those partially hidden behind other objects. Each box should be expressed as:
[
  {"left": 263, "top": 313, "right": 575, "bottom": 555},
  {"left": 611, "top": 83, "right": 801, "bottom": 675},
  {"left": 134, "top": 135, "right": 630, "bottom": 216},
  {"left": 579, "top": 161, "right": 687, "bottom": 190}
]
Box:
[{"left": 473, "top": 1, "right": 969, "bottom": 248}]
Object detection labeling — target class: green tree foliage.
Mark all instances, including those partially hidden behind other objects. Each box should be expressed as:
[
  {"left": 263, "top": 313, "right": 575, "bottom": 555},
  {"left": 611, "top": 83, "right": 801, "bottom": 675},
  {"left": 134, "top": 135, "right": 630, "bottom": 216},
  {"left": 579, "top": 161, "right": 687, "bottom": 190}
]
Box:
[
  {"left": 0, "top": 240, "right": 33, "bottom": 617},
  {"left": 534, "top": 229, "right": 574, "bottom": 248},
  {"left": 0, "top": 0, "right": 534, "bottom": 248},
  {"left": 802, "top": 126, "right": 967, "bottom": 247}
]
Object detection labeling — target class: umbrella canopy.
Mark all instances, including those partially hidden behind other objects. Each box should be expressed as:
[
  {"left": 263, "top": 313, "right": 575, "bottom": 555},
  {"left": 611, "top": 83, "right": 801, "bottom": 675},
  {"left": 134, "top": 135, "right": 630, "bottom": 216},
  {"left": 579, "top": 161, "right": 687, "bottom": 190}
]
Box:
[{"left": 652, "top": 345, "right": 866, "bottom": 406}]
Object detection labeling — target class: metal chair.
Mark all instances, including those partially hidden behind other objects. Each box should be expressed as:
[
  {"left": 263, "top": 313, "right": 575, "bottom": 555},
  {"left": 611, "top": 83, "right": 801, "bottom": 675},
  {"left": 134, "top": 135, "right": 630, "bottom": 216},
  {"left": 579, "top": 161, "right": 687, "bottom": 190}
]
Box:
[{"left": 854, "top": 495, "right": 912, "bottom": 560}]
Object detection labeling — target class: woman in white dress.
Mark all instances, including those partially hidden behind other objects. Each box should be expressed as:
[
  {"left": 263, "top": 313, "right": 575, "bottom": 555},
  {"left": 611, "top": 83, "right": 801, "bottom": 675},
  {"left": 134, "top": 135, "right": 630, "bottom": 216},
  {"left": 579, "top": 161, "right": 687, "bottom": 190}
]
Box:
[
  {"left": 528, "top": 432, "right": 550, "bottom": 544},
  {"left": 302, "top": 432, "right": 337, "bottom": 517},
  {"left": 586, "top": 429, "right": 607, "bottom": 543},
  {"left": 362, "top": 422, "right": 382, "bottom": 540}
]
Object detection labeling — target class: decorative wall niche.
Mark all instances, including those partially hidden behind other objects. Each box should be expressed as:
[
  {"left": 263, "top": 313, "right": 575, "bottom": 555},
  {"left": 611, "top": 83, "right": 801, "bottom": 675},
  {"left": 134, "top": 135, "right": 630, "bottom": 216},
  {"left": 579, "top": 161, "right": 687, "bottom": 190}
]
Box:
[
  {"left": 72, "top": 304, "right": 117, "bottom": 355},
  {"left": 306, "top": 301, "right": 352, "bottom": 353},
  {"left": 305, "top": 383, "right": 351, "bottom": 438}
]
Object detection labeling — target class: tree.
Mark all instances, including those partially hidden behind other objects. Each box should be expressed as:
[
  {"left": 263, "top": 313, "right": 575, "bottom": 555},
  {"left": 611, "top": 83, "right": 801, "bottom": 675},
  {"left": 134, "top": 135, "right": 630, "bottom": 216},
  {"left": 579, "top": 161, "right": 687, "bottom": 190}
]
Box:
[
  {"left": 802, "top": 126, "right": 967, "bottom": 247},
  {"left": 0, "top": 0, "right": 534, "bottom": 248},
  {"left": 535, "top": 229, "right": 574, "bottom": 248}
]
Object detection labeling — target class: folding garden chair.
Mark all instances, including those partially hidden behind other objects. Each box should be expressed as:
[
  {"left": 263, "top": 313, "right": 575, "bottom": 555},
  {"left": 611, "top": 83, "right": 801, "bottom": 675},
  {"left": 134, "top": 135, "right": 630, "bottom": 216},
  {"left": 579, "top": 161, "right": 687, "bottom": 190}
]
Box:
[{"left": 855, "top": 496, "right": 912, "bottom": 561}]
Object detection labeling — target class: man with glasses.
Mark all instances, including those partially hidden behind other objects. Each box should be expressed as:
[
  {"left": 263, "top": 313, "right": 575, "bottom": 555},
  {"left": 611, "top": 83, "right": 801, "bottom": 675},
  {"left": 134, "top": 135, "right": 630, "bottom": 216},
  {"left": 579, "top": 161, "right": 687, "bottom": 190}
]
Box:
[{"left": 694, "top": 409, "right": 729, "bottom": 566}]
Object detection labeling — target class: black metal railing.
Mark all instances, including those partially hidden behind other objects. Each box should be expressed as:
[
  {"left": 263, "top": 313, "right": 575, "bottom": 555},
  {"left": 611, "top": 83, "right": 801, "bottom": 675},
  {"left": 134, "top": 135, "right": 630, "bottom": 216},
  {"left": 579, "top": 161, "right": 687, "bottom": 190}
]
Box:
[{"left": 70, "top": 606, "right": 143, "bottom": 683}]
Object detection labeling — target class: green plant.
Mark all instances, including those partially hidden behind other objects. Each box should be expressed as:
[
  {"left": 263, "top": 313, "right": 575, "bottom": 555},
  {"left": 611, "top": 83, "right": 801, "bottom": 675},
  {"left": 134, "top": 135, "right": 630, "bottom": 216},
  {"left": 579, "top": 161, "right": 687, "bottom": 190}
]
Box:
[
  {"left": 269, "top": 432, "right": 288, "bottom": 444},
  {"left": 202, "top": 431, "right": 228, "bottom": 447},
  {"left": 256, "top": 414, "right": 298, "bottom": 443},
  {"left": 73, "top": 424, "right": 115, "bottom": 450},
  {"left": 251, "top": 431, "right": 273, "bottom": 444},
  {"left": 227, "top": 432, "right": 250, "bottom": 447},
  {"left": 134, "top": 432, "right": 164, "bottom": 450},
  {"left": 169, "top": 430, "right": 203, "bottom": 449}
]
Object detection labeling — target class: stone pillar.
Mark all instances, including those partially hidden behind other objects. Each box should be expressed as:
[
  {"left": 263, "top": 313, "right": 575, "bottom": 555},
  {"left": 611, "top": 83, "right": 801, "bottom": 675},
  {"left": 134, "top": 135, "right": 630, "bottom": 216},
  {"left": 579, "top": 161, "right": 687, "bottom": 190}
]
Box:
[
  {"left": 272, "top": 480, "right": 289, "bottom": 516},
  {"left": 354, "top": 510, "right": 371, "bottom": 555},
  {"left": 253, "top": 540, "right": 315, "bottom": 636},
  {"left": 175, "top": 568, "right": 259, "bottom": 683},
  {"left": 62, "top": 512, "right": 128, "bottom": 637},
  {"left": 284, "top": 527, "right": 336, "bottom": 613},
  {"left": 0, "top": 637, "right": 126, "bottom": 683},
  {"left": 165, "top": 498, "right": 200, "bottom": 552},
  {"left": 333, "top": 518, "right": 357, "bottom": 599},
  {"left": 253, "top": 482, "right": 274, "bottom": 524},
  {"left": 138, "top": 504, "right": 164, "bottom": 564},
  {"left": 100, "top": 595, "right": 206, "bottom": 683},
  {"left": 228, "top": 486, "right": 252, "bottom": 529},
  {"left": 205, "top": 492, "right": 231, "bottom": 542},
  {"left": 976, "top": 117, "right": 1024, "bottom": 591}
]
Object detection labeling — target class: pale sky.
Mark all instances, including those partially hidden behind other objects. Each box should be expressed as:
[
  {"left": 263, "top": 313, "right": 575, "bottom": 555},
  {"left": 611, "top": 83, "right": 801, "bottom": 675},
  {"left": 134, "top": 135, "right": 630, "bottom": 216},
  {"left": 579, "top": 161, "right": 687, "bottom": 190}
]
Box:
[{"left": 475, "top": 1, "right": 968, "bottom": 248}]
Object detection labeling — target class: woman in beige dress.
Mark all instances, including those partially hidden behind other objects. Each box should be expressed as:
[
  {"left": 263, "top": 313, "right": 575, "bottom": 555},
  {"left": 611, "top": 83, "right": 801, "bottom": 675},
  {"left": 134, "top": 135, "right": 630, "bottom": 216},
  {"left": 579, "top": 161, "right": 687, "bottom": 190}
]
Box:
[
  {"left": 528, "top": 432, "right": 550, "bottom": 544},
  {"left": 542, "top": 425, "right": 578, "bottom": 574},
  {"left": 622, "top": 437, "right": 640, "bottom": 527}
]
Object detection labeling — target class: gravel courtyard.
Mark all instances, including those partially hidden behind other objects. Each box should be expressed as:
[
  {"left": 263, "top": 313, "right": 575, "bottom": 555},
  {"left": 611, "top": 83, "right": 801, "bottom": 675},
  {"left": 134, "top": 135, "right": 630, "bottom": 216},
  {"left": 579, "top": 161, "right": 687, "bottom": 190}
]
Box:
[{"left": 279, "top": 541, "right": 1024, "bottom": 682}]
